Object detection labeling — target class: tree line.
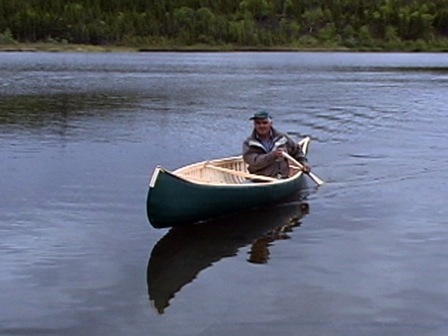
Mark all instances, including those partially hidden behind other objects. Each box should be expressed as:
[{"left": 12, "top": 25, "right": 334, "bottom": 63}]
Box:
[{"left": 1, "top": 0, "right": 448, "bottom": 50}]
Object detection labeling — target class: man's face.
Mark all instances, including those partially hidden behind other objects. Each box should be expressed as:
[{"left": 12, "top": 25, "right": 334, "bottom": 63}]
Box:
[{"left": 254, "top": 118, "right": 272, "bottom": 137}]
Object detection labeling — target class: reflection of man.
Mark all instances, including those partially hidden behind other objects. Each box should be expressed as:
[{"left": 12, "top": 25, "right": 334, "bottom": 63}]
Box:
[
  {"left": 243, "top": 111, "right": 311, "bottom": 179},
  {"left": 247, "top": 237, "right": 271, "bottom": 264},
  {"left": 248, "top": 203, "right": 309, "bottom": 264}
]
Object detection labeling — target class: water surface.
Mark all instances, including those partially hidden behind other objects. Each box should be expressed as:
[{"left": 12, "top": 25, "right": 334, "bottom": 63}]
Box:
[{"left": 1, "top": 52, "right": 448, "bottom": 336}]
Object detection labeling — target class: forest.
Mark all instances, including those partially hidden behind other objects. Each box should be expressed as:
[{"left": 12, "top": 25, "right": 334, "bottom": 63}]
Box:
[{"left": 1, "top": 0, "right": 448, "bottom": 51}]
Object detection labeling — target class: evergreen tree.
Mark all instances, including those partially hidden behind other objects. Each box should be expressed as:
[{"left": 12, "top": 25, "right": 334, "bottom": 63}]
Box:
[{"left": 0, "top": 0, "right": 447, "bottom": 50}]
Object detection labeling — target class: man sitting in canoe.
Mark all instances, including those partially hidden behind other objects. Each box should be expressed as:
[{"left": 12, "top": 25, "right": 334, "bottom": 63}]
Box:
[{"left": 243, "top": 111, "right": 311, "bottom": 179}]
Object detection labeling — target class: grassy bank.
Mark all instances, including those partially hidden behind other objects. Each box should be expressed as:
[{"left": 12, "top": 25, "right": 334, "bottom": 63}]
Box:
[
  {"left": 1, "top": 41, "right": 447, "bottom": 53},
  {"left": 0, "top": 43, "right": 351, "bottom": 53},
  {"left": 0, "top": 42, "right": 135, "bottom": 52}
]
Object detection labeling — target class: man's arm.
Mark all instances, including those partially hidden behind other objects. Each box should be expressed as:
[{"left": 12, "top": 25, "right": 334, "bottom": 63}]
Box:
[
  {"left": 285, "top": 136, "right": 311, "bottom": 172},
  {"left": 242, "top": 140, "right": 277, "bottom": 171},
  {"left": 285, "top": 136, "right": 307, "bottom": 163}
]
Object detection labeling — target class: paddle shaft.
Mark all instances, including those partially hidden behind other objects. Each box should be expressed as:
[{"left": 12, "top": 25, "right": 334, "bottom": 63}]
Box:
[
  {"left": 205, "top": 164, "right": 277, "bottom": 182},
  {"left": 282, "top": 151, "right": 324, "bottom": 186}
]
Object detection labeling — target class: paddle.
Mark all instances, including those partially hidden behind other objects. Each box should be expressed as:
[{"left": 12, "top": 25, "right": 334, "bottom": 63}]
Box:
[{"left": 282, "top": 151, "right": 324, "bottom": 186}]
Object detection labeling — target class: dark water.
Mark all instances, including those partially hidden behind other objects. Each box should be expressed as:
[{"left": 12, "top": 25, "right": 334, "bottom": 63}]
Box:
[{"left": 1, "top": 52, "right": 448, "bottom": 336}]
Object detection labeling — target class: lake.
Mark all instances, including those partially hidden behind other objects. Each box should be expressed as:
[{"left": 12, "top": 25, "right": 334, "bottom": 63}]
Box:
[{"left": 1, "top": 51, "right": 448, "bottom": 336}]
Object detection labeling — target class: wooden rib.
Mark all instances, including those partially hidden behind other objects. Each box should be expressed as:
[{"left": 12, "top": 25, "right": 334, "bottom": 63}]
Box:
[
  {"left": 182, "top": 175, "right": 213, "bottom": 183},
  {"left": 290, "top": 165, "right": 303, "bottom": 170},
  {"left": 205, "top": 164, "right": 277, "bottom": 182}
]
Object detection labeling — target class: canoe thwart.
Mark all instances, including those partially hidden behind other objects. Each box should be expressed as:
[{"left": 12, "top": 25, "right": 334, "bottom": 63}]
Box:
[{"left": 204, "top": 163, "right": 277, "bottom": 182}]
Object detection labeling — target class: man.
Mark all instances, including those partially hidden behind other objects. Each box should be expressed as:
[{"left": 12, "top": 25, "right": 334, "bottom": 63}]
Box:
[{"left": 243, "top": 111, "right": 311, "bottom": 179}]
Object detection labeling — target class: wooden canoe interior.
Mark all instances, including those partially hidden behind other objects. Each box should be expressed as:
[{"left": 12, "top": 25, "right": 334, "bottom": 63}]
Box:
[
  {"left": 174, "top": 157, "right": 301, "bottom": 185},
  {"left": 175, "top": 157, "right": 248, "bottom": 184},
  {"left": 172, "top": 137, "right": 310, "bottom": 186}
]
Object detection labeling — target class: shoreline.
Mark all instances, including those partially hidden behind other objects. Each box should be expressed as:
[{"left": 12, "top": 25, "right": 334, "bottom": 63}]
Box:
[{"left": 1, "top": 42, "right": 447, "bottom": 53}]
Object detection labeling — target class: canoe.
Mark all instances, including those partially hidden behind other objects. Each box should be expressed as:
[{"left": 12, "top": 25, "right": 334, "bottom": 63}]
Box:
[{"left": 146, "top": 137, "right": 311, "bottom": 228}]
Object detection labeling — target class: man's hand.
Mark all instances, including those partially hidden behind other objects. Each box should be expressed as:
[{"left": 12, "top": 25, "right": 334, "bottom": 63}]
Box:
[
  {"left": 301, "top": 162, "right": 311, "bottom": 173},
  {"left": 277, "top": 148, "right": 311, "bottom": 172},
  {"left": 274, "top": 147, "right": 285, "bottom": 158}
]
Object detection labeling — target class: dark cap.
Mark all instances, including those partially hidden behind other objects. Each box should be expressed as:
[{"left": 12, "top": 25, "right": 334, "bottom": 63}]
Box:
[{"left": 249, "top": 111, "right": 272, "bottom": 120}]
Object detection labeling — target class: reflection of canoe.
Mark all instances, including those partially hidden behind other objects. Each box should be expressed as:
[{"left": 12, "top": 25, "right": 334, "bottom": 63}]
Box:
[
  {"left": 147, "top": 200, "right": 310, "bottom": 314},
  {"left": 146, "top": 137, "right": 311, "bottom": 228}
]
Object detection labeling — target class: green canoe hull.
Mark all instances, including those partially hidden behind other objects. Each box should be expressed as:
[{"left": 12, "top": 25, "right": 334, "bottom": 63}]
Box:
[{"left": 146, "top": 167, "right": 307, "bottom": 229}]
